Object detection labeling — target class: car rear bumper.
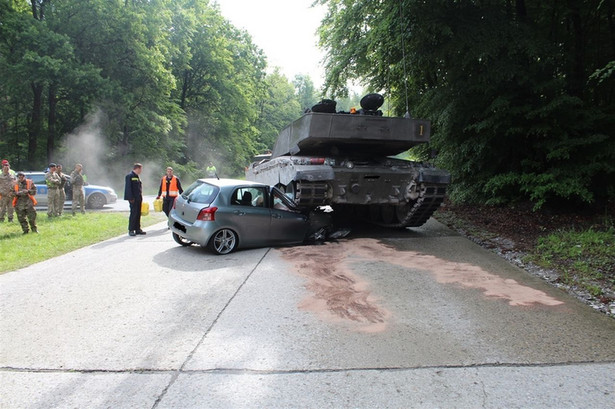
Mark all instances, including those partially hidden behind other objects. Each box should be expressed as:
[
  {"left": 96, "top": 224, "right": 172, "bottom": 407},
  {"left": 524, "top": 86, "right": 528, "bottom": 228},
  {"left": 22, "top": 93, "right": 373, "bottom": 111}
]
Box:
[{"left": 168, "top": 214, "right": 216, "bottom": 247}]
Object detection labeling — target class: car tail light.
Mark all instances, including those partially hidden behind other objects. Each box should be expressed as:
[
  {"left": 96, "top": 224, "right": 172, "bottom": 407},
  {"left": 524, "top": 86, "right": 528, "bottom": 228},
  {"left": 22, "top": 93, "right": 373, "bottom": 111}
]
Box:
[{"left": 197, "top": 206, "right": 217, "bottom": 221}]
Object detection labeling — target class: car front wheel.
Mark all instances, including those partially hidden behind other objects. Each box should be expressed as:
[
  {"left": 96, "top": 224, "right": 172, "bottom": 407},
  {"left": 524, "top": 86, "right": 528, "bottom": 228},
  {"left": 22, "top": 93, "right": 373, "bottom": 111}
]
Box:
[
  {"left": 173, "top": 232, "right": 193, "bottom": 246},
  {"left": 208, "top": 228, "right": 237, "bottom": 255},
  {"left": 87, "top": 192, "right": 106, "bottom": 209}
]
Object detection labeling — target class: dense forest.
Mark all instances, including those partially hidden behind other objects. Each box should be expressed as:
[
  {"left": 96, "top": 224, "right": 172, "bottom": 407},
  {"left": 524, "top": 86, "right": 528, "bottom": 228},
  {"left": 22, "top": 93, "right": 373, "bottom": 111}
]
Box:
[
  {"left": 2, "top": 0, "right": 614, "bottom": 209},
  {"left": 0, "top": 0, "right": 320, "bottom": 189},
  {"left": 318, "top": 0, "right": 615, "bottom": 209}
]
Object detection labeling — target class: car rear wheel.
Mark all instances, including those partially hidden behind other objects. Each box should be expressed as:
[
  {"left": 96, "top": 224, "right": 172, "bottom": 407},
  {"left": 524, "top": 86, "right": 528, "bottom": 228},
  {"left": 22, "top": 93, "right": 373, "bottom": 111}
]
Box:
[
  {"left": 173, "top": 232, "right": 193, "bottom": 246},
  {"left": 87, "top": 192, "right": 106, "bottom": 209},
  {"left": 208, "top": 228, "right": 237, "bottom": 255}
]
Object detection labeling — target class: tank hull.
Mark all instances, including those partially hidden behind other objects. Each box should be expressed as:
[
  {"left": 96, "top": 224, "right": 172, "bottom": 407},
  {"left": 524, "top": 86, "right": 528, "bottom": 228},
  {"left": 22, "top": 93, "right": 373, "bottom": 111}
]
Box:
[{"left": 246, "top": 111, "right": 450, "bottom": 228}]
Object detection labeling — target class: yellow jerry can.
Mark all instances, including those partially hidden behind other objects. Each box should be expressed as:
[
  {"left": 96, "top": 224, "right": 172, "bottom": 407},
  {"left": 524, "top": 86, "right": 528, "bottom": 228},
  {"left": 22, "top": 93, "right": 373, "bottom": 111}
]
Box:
[
  {"left": 141, "top": 201, "right": 150, "bottom": 216},
  {"left": 153, "top": 198, "right": 163, "bottom": 212}
]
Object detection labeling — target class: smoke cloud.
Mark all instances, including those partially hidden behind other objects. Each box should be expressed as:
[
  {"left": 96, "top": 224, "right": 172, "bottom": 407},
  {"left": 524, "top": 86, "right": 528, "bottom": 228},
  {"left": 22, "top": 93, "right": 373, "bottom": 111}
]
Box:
[
  {"left": 56, "top": 109, "right": 117, "bottom": 187},
  {"left": 56, "top": 109, "right": 168, "bottom": 195}
]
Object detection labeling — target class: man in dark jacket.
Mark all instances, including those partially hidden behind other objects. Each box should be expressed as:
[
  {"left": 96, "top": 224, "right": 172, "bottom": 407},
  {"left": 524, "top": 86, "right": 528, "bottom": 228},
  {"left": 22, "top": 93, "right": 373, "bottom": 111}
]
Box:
[{"left": 124, "top": 163, "right": 146, "bottom": 236}]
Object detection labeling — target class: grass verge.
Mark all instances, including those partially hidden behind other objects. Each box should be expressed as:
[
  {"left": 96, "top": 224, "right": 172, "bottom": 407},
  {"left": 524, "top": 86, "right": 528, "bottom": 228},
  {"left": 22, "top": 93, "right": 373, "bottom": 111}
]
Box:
[
  {"left": 527, "top": 228, "right": 615, "bottom": 299},
  {"left": 0, "top": 212, "right": 167, "bottom": 274}
]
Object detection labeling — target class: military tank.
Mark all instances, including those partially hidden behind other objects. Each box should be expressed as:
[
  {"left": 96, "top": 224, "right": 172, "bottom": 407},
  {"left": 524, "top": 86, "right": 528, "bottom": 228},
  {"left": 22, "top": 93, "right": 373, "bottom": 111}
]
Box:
[{"left": 245, "top": 94, "right": 450, "bottom": 228}]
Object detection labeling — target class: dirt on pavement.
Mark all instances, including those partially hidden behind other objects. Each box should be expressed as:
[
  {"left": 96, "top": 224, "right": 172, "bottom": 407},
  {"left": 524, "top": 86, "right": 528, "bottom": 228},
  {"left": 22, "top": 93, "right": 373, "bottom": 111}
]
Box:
[{"left": 434, "top": 200, "right": 615, "bottom": 317}]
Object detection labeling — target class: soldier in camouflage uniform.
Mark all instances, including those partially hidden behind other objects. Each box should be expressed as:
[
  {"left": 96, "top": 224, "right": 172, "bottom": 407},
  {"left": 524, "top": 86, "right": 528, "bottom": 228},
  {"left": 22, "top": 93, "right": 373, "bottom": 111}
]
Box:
[
  {"left": 13, "top": 172, "right": 38, "bottom": 234},
  {"left": 45, "top": 163, "right": 62, "bottom": 217},
  {"left": 0, "top": 160, "right": 16, "bottom": 222},
  {"left": 70, "top": 163, "right": 86, "bottom": 215},
  {"left": 56, "top": 164, "right": 68, "bottom": 216}
]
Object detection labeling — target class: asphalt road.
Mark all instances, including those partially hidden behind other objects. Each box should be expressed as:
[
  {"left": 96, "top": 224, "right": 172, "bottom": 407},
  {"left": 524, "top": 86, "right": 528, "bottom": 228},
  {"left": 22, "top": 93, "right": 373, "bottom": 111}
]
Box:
[{"left": 1, "top": 218, "right": 614, "bottom": 408}]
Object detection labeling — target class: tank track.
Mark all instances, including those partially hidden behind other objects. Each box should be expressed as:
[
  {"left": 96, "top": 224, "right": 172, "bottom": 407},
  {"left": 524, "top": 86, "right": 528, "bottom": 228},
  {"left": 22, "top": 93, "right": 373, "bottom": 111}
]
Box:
[
  {"left": 384, "top": 183, "right": 447, "bottom": 228},
  {"left": 296, "top": 181, "right": 446, "bottom": 228}
]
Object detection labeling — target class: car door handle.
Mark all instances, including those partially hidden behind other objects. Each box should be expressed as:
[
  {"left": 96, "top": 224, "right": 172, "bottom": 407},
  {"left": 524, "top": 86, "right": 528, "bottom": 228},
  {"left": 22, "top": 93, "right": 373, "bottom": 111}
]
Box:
[
  {"left": 233, "top": 210, "right": 246, "bottom": 216},
  {"left": 272, "top": 213, "right": 282, "bottom": 219}
]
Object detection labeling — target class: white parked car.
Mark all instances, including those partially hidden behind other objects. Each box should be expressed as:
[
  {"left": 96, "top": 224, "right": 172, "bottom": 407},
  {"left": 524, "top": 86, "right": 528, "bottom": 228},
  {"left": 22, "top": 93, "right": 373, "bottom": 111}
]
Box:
[{"left": 19, "top": 171, "right": 118, "bottom": 209}]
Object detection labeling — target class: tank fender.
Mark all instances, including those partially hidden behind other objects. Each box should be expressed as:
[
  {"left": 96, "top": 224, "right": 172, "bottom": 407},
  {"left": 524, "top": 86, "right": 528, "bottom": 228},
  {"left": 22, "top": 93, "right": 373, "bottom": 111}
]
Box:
[
  {"left": 419, "top": 168, "right": 451, "bottom": 184},
  {"left": 293, "top": 166, "right": 335, "bottom": 183}
]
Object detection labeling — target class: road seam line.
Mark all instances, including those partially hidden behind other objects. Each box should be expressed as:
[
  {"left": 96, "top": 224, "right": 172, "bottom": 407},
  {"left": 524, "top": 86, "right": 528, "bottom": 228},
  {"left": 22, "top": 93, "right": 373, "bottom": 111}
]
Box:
[{"left": 150, "top": 248, "right": 271, "bottom": 408}]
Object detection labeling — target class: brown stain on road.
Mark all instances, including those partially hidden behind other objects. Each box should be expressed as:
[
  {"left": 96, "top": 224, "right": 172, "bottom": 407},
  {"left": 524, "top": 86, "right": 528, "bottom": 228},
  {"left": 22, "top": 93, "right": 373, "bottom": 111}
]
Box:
[
  {"left": 279, "top": 243, "right": 390, "bottom": 333},
  {"left": 279, "top": 238, "right": 563, "bottom": 332}
]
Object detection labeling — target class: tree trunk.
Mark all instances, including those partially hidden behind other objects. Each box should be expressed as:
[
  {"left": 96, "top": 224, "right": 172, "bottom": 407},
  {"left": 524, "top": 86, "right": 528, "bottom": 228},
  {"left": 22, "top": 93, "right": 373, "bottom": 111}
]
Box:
[
  {"left": 607, "top": 0, "right": 615, "bottom": 57},
  {"left": 31, "top": 0, "right": 47, "bottom": 21},
  {"left": 47, "top": 84, "right": 57, "bottom": 162},
  {"left": 566, "top": 0, "right": 585, "bottom": 98},
  {"left": 515, "top": 0, "right": 527, "bottom": 20},
  {"left": 180, "top": 69, "right": 190, "bottom": 110},
  {"left": 28, "top": 83, "right": 43, "bottom": 167}
]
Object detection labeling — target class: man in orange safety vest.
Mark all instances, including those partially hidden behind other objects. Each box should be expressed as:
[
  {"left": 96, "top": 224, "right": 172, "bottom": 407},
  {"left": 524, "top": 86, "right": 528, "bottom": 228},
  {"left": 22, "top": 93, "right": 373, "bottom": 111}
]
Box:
[
  {"left": 156, "top": 167, "right": 184, "bottom": 217},
  {"left": 13, "top": 171, "right": 38, "bottom": 234}
]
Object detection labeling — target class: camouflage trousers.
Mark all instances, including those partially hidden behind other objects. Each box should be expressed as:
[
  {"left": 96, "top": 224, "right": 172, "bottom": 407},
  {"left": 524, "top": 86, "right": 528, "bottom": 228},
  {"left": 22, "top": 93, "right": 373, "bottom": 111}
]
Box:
[
  {"left": 58, "top": 189, "right": 66, "bottom": 215},
  {"left": 72, "top": 186, "right": 85, "bottom": 214},
  {"left": 16, "top": 203, "right": 37, "bottom": 233},
  {"left": 0, "top": 195, "right": 14, "bottom": 221},
  {"left": 47, "top": 188, "right": 62, "bottom": 216}
]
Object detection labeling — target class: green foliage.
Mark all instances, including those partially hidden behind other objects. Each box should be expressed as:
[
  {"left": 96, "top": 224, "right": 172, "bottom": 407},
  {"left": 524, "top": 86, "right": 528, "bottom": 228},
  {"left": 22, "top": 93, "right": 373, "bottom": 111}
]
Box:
[
  {"left": 0, "top": 0, "right": 311, "bottom": 180},
  {"left": 254, "top": 70, "right": 303, "bottom": 153},
  {"left": 293, "top": 74, "right": 318, "bottom": 111},
  {"left": 317, "top": 0, "right": 615, "bottom": 209},
  {"left": 529, "top": 227, "right": 615, "bottom": 296}
]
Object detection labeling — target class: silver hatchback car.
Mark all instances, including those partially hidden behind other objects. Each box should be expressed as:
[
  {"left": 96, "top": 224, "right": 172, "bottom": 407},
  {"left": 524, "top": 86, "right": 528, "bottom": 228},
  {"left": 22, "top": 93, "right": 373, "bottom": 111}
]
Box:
[{"left": 168, "top": 178, "right": 317, "bottom": 254}]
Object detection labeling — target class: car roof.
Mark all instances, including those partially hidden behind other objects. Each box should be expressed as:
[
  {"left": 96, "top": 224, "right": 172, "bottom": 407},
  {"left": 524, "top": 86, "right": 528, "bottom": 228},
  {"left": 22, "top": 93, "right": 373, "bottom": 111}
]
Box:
[{"left": 197, "top": 178, "right": 267, "bottom": 188}]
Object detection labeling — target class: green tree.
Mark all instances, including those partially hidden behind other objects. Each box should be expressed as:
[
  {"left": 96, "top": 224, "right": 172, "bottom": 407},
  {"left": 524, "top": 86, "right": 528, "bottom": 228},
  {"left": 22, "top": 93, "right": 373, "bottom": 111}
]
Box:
[
  {"left": 317, "top": 0, "right": 615, "bottom": 209},
  {"left": 0, "top": 0, "right": 312, "bottom": 181},
  {"left": 0, "top": 1, "right": 76, "bottom": 167},
  {"left": 254, "top": 70, "right": 303, "bottom": 153},
  {"left": 170, "top": 2, "right": 269, "bottom": 177},
  {"left": 293, "top": 74, "right": 318, "bottom": 111}
]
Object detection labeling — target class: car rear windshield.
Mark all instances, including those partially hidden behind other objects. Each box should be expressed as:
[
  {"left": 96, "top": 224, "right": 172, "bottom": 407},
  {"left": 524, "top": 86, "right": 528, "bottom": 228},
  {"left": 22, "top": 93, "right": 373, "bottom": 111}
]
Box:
[{"left": 182, "top": 181, "right": 219, "bottom": 204}]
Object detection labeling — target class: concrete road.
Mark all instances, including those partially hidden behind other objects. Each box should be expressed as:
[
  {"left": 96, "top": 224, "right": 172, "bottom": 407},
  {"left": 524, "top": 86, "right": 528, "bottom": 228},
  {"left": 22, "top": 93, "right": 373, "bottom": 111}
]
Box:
[
  {"left": 1, "top": 219, "right": 614, "bottom": 408},
  {"left": 35, "top": 195, "right": 157, "bottom": 213},
  {"left": 92, "top": 195, "right": 158, "bottom": 212}
]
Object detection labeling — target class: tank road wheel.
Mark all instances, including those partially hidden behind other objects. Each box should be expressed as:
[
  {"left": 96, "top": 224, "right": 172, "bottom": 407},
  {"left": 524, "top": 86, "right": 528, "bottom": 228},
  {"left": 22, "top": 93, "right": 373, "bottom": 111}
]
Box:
[
  {"left": 332, "top": 204, "right": 354, "bottom": 225},
  {"left": 173, "top": 232, "right": 193, "bottom": 247},
  {"left": 354, "top": 205, "right": 369, "bottom": 220},
  {"left": 380, "top": 205, "right": 397, "bottom": 225},
  {"left": 369, "top": 204, "right": 381, "bottom": 222},
  {"left": 208, "top": 228, "right": 238, "bottom": 255}
]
